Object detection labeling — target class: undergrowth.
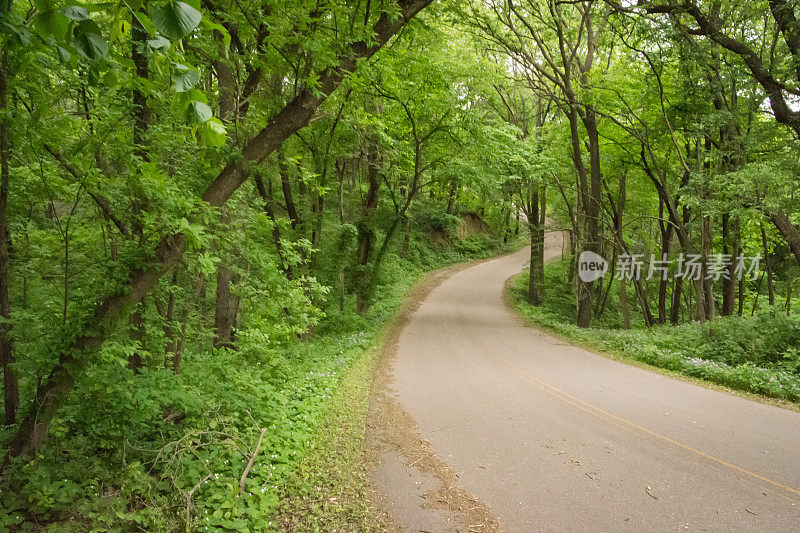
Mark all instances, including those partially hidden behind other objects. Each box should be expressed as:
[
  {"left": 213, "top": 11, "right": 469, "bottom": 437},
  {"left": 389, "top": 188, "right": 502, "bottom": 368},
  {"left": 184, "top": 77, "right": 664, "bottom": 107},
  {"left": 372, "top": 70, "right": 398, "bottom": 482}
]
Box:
[{"left": 1, "top": 222, "right": 522, "bottom": 531}]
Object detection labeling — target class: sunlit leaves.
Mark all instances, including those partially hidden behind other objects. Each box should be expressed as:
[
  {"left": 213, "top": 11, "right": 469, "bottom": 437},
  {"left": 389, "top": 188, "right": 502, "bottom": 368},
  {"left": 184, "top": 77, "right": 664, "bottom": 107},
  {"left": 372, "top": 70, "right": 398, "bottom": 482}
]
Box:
[
  {"left": 200, "top": 118, "right": 226, "bottom": 147},
  {"left": 185, "top": 100, "right": 212, "bottom": 123}
]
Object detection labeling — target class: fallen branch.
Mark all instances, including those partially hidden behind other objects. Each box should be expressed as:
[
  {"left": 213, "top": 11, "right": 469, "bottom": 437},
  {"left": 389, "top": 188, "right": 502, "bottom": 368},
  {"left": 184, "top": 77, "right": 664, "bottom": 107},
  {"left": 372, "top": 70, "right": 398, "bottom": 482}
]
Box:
[
  {"left": 239, "top": 428, "right": 267, "bottom": 494},
  {"left": 186, "top": 472, "right": 212, "bottom": 526}
]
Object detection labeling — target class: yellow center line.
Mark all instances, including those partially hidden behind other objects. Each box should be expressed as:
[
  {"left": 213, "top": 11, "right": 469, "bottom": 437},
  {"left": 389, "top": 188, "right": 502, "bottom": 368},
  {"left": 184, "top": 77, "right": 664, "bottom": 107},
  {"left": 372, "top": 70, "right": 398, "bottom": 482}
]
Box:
[{"left": 498, "top": 357, "right": 800, "bottom": 501}]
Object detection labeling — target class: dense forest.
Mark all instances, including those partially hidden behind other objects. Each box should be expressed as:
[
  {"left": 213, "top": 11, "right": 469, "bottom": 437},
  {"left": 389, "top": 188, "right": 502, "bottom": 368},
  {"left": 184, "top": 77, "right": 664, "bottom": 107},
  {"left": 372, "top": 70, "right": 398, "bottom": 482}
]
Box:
[{"left": 1, "top": 0, "right": 800, "bottom": 529}]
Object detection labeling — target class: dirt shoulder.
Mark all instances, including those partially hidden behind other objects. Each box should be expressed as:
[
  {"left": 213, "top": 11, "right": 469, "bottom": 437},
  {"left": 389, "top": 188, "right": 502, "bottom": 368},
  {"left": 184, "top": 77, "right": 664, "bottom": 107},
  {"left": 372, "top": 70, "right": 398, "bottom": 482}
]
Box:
[{"left": 366, "top": 258, "right": 504, "bottom": 532}]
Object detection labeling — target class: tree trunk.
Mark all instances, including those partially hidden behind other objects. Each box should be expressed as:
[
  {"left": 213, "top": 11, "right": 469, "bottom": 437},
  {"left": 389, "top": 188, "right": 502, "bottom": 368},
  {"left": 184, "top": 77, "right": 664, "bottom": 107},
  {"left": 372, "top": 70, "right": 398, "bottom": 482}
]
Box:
[
  {"left": 446, "top": 180, "right": 456, "bottom": 214},
  {"left": 0, "top": 42, "right": 17, "bottom": 425},
  {"left": 670, "top": 277, "right": 683, "bottom": 325},
  {"left": 721, "top": 214, "right": 739, "bottom": 316},
  {"left": 762, "top": 222, "right": 775, "bottom": 306},
  {"left": 771, "top": 210, "right": 800, "bottom": 268},
  {"left": 620, "top": 278, "right": 631, "bottom": 329},
  {"left": 526, "top": 188, "right": 543, "bottom": 306},
  {"left": 254, "top": 173, "right": 290, "bottom": 277},
  {"left": 569, "top": 104, "right": 600, "bottom": 329},
  {"left": 657, "top": 201, "right": 673, "bottom": 324},
  {"left": 128, "top": 299, "right": 145, "bottom": 373},
  {"left": 702, "top": 215, "right": 715, "bottom": 320},
  {"left": 355, "top": 143, "right": 381, "bottom": 314},
  {"left": 787, "top": 269, "right": 793, "bottom": 315},
  {"left": 129, "top": 5, "right": 151, "bottom": 373},
  {"left": 280, "top": 157, "right": 300, "bottom": 231},
  {"left": 336, "top": 159, "right": 345, "bottom": 223},
  {"left": 214, "top": 264, "right": 238, "bottom": 349}
]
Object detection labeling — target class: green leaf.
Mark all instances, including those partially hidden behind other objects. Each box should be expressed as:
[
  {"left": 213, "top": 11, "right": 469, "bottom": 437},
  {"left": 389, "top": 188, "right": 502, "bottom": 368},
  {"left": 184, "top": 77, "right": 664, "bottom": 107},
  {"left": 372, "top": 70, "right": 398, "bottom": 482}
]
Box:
[
  {"left": 147, "top": 35, "right": 170, "bottom": 51},
  {"left": 57, "top": 45, "right": 71, "bottom": 63},
  {"left": 33, "top": 0, "right": 53, "bottom": 12},
  {"left": 76, "top": 18, "right": 101, "bottom": 34},
  {"left": 200, "top": 117, "right": 226, "bottom": 146},
  {"left": 73, "top": 29, "right": 108, "bottom": 60},
  {"left": 149, "top": 1, "right": 201, "bottom": 41},
  {"left": 33, "top": 10, "right": 69, "bottom": 40},
  {"left": 171, "top": 63, "right": 199, "bottom": 91},
  {"left": 133, "top": 12, "right": 156, "bottom": 36},
  {"left": 61, "top": 6, "right": 90, "bottom": 21},
  {"left": 110, "top": 19, "right": 131, "bottom": 41},
  {"left": 185, "top": 100, "right": 212, "bottom": 123},
  {"left": 103, "top": 69, "right": 117, "bottom": 86},
  {"left": 200, "top": 19, "right": 230, "bottom": 48}
]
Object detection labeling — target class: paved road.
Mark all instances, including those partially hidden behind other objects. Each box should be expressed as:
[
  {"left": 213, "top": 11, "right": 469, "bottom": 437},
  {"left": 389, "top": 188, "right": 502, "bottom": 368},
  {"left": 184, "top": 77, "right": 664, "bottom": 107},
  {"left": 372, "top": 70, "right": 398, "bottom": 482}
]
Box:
[{"left": 385, "top": 234, "right": 800, "bottom": 531}]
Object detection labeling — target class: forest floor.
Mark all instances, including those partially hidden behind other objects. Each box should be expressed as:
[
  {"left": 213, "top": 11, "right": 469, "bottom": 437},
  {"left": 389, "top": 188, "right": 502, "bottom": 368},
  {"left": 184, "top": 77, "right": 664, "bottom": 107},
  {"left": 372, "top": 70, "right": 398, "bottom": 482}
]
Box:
[{"left": 370, "top": 235, "right": 800, "bottom": 531}]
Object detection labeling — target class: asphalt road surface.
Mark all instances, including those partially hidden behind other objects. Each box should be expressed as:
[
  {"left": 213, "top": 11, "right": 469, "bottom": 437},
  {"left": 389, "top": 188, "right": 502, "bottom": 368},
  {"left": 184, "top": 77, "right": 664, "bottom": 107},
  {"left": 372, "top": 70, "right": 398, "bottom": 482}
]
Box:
[{"left": 382, "top": 233, "right": 800, "bottom": 531}]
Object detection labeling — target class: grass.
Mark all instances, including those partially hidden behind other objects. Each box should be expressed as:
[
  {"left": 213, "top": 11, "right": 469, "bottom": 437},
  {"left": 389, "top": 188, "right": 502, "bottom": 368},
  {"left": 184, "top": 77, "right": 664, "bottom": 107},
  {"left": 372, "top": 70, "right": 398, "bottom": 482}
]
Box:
[
  {"left": 508, "top": 260, "right": 800, "bottom": 406},
  {"left": 275, "top": 335, "right": 384, "bottom": 531}
]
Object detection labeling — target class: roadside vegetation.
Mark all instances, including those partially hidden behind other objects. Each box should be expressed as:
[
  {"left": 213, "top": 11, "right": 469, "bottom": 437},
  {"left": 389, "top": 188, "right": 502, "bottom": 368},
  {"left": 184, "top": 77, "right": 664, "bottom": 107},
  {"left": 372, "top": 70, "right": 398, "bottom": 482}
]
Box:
[
  {"left": 511, "top": 261, "right": 800, "bottom": 404},
  {"left": 1, "top": 214, "right": 518, "bottom": 530},
  {"left": 0, "top": 0, "right": 530, "bottom": 526}
]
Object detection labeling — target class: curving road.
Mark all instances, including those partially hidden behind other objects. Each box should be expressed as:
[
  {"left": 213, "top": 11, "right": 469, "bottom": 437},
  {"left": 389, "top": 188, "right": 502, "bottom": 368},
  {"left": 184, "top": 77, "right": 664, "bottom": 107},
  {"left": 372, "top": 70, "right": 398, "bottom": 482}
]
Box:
[{"left": 379, "top": 233, "right": 800, "bottom": 531}]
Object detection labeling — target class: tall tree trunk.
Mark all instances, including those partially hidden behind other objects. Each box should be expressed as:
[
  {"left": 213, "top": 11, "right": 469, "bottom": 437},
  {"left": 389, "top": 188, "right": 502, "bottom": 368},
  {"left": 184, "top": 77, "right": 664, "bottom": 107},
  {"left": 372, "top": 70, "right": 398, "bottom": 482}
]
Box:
[
  {"left": 214, "top": 263, "right": 238, "bottom": 349},
  {"left": 336, "top": 159, "right": 345, "bottom": 223},
  {"left": 129, "top": 5, "right": 151, "bottom": 373},
  {"left": 721, "top": 214, "right": 739, "bottom": 316},
  {"left": 355, "top": 143, "right": 381, "bottom": 314},
  {"left": 254, "top": 172, "right": 290, "bottom": 277},
  {"left": 128, "top": 300, "right": 145, "bottom": 373},
  {"left": 762, "top": 222, "right": 775, "bottom": 306},
  {"left": 579, "top": 109, "right": 602, "bottom": 328},
  {"left": 0, "top": 40, "right": 17, "bottom": 425},
  {"left": 526, "top": 187, "right": 543, "bottom": 306},
  {"left": 787, "top": 269, "right": 793, "bottom": 315},
  {"left": 657, "top": 201, "right": 673, "bottom": 324},
  {"left": 738, "top": 276, "right": 745, "bottom": 317},
  {"left": 401, "top": 215, "right": 411, "bottom": 256},
  {"left": 446, "top": 180, "right": 456, "bottom": 214},
  {"left": 280, "top": 157, "right": 300, "bottom": 231},
  {"left": 568, "top": 103, "right": 599, "bottom": 328},
  {"left": 702, "top": 216, "right": 715, "bottom": 320},
  {"left": 620, "top": 278, "right": 631, "bottom": 329},
  {"left": 670, "top": 277, "right": 683, "bottom": 325}
]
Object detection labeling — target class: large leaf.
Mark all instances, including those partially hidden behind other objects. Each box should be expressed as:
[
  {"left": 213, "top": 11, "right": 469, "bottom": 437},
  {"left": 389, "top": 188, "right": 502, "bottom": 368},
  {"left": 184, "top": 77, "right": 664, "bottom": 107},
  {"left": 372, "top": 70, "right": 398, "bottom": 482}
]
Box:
[
  {"left": 147, "top": 35, "right": 170, "bottom": 51},
  {"left": 200, "top": 117, "right": 226, "bottom": 146},
  {"left": 149, "top": 1, "right": 201, "bottom": 40},
  {"left": 33, "top": 10, "right": 69, "bottom": 40},
  {"left": 172, "top": 63, "right": 199, "bottom": 92},
  {"left": 185, "top": 100, "right": 212, "bottom": 123},
  {"left": 61, "top": 6, "right": 90, "bottom": 21},
  {"left": 73, "top": 29, "right": 108, "bottom": 60}
]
